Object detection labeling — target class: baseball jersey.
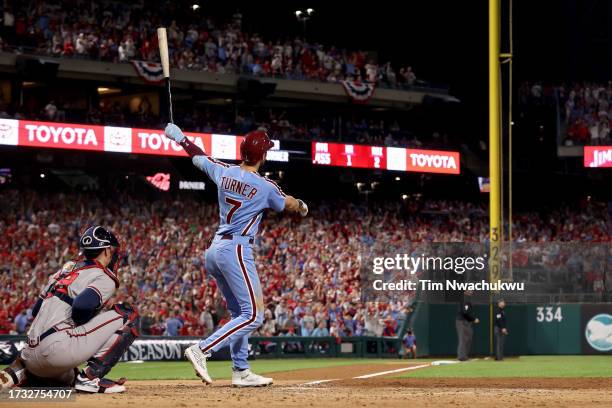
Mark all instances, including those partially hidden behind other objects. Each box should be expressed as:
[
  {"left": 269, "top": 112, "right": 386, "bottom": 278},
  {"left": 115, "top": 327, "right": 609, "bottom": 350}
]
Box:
[
  {"left": 193, "top": 156, "right": 286, "bottom": 238},
  {"left": 403, "top": 334, "right": 416, "bottom": 347},
  {"left": 494, "top": 307, "right": 507, "bottom": 329},
  {"left": 28, "top": 260, "right": 118, "bottom": 338},
  {"left": 457, "top": 300, "right": 476, "bottom": 322}
]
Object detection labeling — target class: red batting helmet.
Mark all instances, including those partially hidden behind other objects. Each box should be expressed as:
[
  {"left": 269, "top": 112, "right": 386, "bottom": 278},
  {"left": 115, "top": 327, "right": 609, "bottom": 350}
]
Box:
[{"left": 240, "top": 130, "right": 274, "bottom": 165}]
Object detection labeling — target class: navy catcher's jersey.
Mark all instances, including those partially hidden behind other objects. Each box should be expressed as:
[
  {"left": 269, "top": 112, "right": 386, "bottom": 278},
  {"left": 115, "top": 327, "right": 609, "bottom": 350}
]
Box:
[{"left": 193, "top": 156, "right": 286, "bottom": 238}]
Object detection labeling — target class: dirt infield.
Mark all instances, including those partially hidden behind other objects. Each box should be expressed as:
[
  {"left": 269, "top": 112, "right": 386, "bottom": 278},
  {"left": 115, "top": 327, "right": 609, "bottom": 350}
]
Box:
[{"left": 12, "top": 363, "right": 612, "bottom": 408}]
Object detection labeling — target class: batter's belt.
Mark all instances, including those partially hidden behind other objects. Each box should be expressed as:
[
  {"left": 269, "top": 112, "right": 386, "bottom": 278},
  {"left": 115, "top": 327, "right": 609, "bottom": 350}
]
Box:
[{"left": 208, "top": 234, "right": 255, "bottom": 247}]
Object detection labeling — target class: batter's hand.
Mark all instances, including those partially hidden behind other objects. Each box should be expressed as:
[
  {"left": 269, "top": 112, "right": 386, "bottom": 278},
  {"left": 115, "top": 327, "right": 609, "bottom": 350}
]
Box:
[
  {"left": 165, "top": 123, "right": 186, "bottom": 143},
  {"left": 297, "top": 199, "right": 308, "bottom": 217}
]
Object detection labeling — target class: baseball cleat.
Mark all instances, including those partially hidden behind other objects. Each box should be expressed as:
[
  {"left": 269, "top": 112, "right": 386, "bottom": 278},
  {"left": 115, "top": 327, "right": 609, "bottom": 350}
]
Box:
[
  {"left": 75, "top": 374, "right": 126, "bottom": 393},
  {"left": 0, "top": 357, "right": 27, "bottom": 390},
  {"left": 185, "top": 345, "right": 212, "bottom": 384},
  {"left": 231, "top": 369, "right": 273, "bottom": 387}
]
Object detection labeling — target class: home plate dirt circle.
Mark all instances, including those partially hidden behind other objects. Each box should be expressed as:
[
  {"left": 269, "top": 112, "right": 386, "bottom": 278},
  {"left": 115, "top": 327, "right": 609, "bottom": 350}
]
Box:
[{"left": 15, "top": 363, "right": 612, "bottom": 408}]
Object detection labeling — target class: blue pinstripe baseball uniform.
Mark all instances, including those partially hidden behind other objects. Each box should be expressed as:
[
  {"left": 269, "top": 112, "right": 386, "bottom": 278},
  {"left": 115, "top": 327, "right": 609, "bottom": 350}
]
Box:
[{"left": 193, "top": 156, "right": 285, "bottom": 369}]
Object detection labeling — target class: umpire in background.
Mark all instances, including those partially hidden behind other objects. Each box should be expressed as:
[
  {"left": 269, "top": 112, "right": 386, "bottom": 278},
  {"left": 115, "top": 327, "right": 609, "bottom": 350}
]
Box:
[
  {"left": 494, "top": 299, "right": 508, "bottom": 360},
  {"left": 456, "top": 290, "right": 479, "bottom": 361}
]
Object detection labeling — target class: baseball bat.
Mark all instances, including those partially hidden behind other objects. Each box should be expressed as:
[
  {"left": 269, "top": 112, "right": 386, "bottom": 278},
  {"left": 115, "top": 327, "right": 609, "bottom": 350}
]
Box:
[{"left": 157, "top": 27, "right": 173, "bottom": 124}]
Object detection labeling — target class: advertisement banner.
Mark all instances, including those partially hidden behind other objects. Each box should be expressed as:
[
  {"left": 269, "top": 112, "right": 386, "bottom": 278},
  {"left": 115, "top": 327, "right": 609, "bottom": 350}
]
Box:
[
  {"left": 0, "top": 119, "right": 286, "bottom": 163},
  {"left": 0, "top": 336, "right": 232, "bottom": 364},
  {"left": 584, "top": 146, "right": 612, "bottom": 168},
  {"left": 0, "top": 118, "right": 19, "bottom": 146},
  {"left": 581, "top": 304, "right": 612, "bottom": 354},
  {"left": 405, "top": 148, "right": 460, "bottom": 174},
  {"left": 20, "top": 120, "right": 104, "bottom": 152}
]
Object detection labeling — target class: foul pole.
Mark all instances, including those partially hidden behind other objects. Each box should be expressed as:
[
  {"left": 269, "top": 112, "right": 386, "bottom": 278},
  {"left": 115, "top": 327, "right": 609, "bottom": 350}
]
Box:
[{"left": 488, "top": 0, "right": 502, "bottom": 355}]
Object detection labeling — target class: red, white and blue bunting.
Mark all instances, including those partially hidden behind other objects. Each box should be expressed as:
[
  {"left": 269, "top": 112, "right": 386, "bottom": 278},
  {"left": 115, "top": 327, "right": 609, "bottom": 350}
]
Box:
[
  {"left": 340, "top": 80, "right": 376, "bottom": 103},
  {"left": 131, "top": 60, "right": 164, "bottom": 84}
]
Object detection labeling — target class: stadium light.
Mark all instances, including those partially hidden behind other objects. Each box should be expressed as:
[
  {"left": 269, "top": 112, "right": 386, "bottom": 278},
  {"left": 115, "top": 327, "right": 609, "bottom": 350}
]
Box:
[
  {"left": 401, "top": 194, "right": 408, "bottom": 200},
  {"left": 192, "top": 4, "right": 200, "bottom": 11},
  {"left": 295, "top": 8, "right": 314, "bottom": 18},
  {"left": 40, "top": 173, "right": 45, "bottom": 178},
  {"left": 295, "top": 8, "right": 314, "bottom": 38},
  {"left": 395, "top": 176, "right": 401, "bottom": 181},
  {"left": 97, "top": 87, "right": 121, "bottom": 95}
]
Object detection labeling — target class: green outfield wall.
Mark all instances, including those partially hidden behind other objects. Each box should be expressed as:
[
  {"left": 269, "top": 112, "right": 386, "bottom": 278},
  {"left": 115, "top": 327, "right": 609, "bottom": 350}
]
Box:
[{"left": 411, "top": 302, "right": 612, "bottom": 356}]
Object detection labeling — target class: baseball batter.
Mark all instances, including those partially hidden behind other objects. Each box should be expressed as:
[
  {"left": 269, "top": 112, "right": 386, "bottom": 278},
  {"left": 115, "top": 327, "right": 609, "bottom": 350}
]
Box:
[
  {"left": 164, "top": 124, "right": 308, "bottom": 387},
  {"left": 0, "top": 226, "right": 139, "bottom": 393}
]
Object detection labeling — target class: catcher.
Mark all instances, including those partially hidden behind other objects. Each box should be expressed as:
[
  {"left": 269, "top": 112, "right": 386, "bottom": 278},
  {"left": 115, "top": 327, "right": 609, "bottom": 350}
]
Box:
[{"left": 0, "top": 226, "right": 139, "bottom": 393}]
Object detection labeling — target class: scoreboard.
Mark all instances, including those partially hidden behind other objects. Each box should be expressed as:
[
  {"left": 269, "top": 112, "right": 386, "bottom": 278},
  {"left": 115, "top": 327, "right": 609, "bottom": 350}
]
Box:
[
  {"left": 312, "top": 142, "right": 385, "bottom": 169},
  {"left": 312, "top": 142, "right": 460, "bottom": 174}
]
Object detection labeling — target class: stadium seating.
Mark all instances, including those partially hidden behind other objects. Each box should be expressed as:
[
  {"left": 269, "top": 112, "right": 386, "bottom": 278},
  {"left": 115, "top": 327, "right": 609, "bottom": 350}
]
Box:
[
  {"left": 0, "top": 1, "right": 418, "bottom": 89},
  {"left": 518, "top": 81, "right": 611, "bottom": 146},
  {"left": 0, "top": 190, "right": 609, "bottom": 336},
  {"left": 561, "top": 82, "right": 611, "bottom": 146}
]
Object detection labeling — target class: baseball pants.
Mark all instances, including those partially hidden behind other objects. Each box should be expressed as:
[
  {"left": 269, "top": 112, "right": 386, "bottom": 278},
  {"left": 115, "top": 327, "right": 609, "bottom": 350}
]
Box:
[
  {"left": 494, "top": 327, "right": 506, "bottom": 360},
  {"left": 201, "top": 237, "right": 264, "bottom": 370},
  {"left": 21, "top": 309, "right": 127, "bottom": 382},
  {"left": 456, "top": 319, "right": 473, "bottom": 361}
]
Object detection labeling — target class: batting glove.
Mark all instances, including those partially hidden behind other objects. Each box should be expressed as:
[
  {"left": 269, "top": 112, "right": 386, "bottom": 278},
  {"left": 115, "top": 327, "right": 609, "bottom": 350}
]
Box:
[
  {"left": 165, "top": 123, "right": 186, "bottom": 143},
  {"left": 297, "top": 199, "right": 308, "bottom": 217}
]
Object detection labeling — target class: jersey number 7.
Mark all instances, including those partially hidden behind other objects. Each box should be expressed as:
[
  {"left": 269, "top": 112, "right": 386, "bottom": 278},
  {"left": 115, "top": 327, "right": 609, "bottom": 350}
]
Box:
[{"left": 225, "top": 197, "right": 242, "bottom": 223}]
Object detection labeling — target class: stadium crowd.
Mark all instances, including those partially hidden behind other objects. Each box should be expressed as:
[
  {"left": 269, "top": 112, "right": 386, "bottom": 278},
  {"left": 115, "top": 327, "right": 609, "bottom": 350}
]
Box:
[
  {"left": 0, "top": 1, "right": 449, "bottom": 149},
  {"left": 560, "top": 82, "right": 611, "bottom": 145},
  {"left": 0, "top": 99, "right": 444, "bottom": 149},
  {"left": 0, "top": 190, "right": 610, "bottom": 337},
  {"left": 0, "top": 1, "right": 419, "bottom": 88},
  {"left": 519, "top": 81, "right": 611, "bottom": 146}
]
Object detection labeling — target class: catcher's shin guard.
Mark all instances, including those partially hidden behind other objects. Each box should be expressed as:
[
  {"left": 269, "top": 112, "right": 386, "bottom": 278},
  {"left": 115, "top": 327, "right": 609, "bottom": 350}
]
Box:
[
  {"left": 82, "top": 304, "right": 140, "bottom": 380},
  {"left": 21, "top": 368, "right": 78, "bottom": 388}
]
